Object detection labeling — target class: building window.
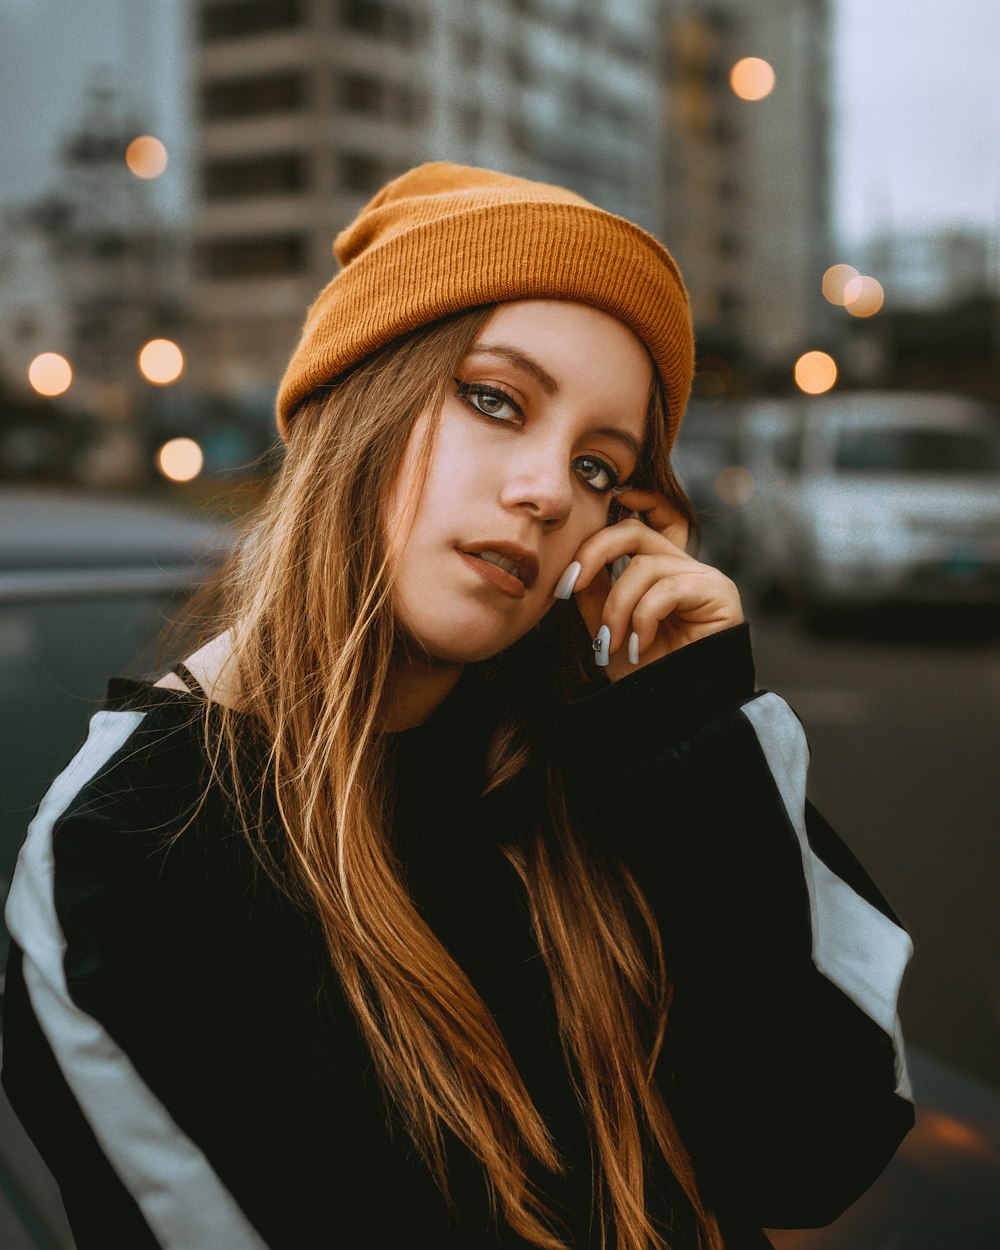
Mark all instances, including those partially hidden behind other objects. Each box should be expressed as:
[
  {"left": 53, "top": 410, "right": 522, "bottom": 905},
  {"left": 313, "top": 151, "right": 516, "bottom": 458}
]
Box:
[
  {"left": 202, "top": 71, "right": 307, "bottom": 120},
  {"left": 457, "top": 101, "right": 483, "bottom": 142},
  {"left": 338, "top": 152, "right": 406, "bottom": 194},
  {"left": 711, "top": 115, "right": 737, "bottom": 145},
  {"left": 199, "top": 235, "right": 308, "bottom": 278},
  {"left": 506, "top": 47, "right": 531, "bottom": 85},
  {"left": 505, "top": 119, "right": 532, "bottom": 156},
  {"left": 201, "top": 0, "right": 304, "bottom": 42},
  {"left": 455, "top": 27, "right": 482, "bottom": 64},
  {"left": 338, "top": 72, "right": 422, "bottom": 123},
  {"left": 339, "top": 0, "right": 419, "bottom": 44},
  {"left": 203, "top": 153, "right": 309, "bottom": 198}
]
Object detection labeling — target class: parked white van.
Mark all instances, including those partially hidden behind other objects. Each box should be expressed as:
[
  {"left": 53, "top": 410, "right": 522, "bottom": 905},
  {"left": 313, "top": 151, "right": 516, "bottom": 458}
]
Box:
[{"left": 736, "top": 392, "right": 1000, "bottom": 617}]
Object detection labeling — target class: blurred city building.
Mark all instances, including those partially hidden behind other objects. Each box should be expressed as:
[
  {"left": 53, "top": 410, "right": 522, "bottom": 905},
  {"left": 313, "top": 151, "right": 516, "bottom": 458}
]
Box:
[
  {"left": 661, "top": 1, "right": 833, "bottom": 370},
  {"left": 1, "top": 83, "right": 188, "bottom": 486},
  {"left": 188, "top": 0, "right": 665, "bottom": 399},
  {"left": 0, "top": 233, "right": 69, "bottom": 387},
  {"left": 864, "top": 226, "right": 998, "bottom": 311}
]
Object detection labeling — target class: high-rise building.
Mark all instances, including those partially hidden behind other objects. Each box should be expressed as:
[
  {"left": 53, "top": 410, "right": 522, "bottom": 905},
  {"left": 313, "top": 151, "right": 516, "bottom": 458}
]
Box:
[
  {"left": 189, "top": 0, "right": 664, "bottom": 398},
  {"left": 661, "top": 1, "right": 833, "bottom": 373},
  {"left": 865, "top": 227, "right": 997, "bottom": 311}
]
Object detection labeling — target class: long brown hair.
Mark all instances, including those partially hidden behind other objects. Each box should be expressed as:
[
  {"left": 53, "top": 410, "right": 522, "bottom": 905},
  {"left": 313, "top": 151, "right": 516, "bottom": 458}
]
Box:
[{"left": 175, "top": 307, "right": 723, "bottom": 1250}]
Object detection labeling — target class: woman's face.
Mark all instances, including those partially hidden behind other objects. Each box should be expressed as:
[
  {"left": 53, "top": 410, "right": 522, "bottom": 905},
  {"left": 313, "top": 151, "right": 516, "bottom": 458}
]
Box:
[{"left": 386, "top": 300, "right": 653, "bottom": 664}]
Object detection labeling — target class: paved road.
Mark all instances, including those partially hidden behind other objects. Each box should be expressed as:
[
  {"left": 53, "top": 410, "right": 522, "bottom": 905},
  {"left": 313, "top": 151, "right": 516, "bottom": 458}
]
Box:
[{"left": 751, "top": 604, "right": 1000, "bottom": 1092}]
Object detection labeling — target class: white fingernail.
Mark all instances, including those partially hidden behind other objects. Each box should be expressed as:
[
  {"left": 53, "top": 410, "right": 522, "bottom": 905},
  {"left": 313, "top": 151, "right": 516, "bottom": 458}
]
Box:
[
  {"left": 554, "top": 561, "right": 582, "bottom": 600},
  {"left": 628, "top": 631, "right": 640, "bottom": 665},
  {"left": 593, "top": 625, "right": 611, "bottom": 666}
]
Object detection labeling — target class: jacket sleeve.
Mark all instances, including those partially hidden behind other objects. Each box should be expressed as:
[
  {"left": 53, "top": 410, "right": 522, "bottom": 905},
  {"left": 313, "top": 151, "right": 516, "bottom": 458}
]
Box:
[
  {"left": 1, "top": 709, "right": 276, "bottom": 1250},
  {"left": 556, "top": 623, "right": 915, "bottom": 1229}
]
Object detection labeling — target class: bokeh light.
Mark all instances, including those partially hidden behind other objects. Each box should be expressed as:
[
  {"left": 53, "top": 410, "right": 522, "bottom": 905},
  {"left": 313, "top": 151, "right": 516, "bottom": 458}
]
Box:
[
  {"left": 794, "top": 350, "right": 838, "bottom": 395},
  {"left": 693, "top": 355, "right": 733, "bottom": 398},
  {"left": 139, "top": 338, "right": 184, "bottom": 384},
  {"left": 28, "top": 352, "right": 73, "bottom": 397},
  {"left": 844, "top": 275, "right": 885, "bottom": 318},
  {"left": 822, "top": 264, "right": 860, "bottom": 306},
  {"left": 730, "top": 57, "right": 776, "bottom": 101},
  {"left": 921, "top": 1113, "right": 988, "bottom": 1153},
  {"left": 157, "top": 437, "right": 204, "bottom": 482},
  {"left": 125, "top": 135, "right": 168, "bottom": 179},
  {"left": 714, "top": 466, "right": 755, "bottom": 506}
]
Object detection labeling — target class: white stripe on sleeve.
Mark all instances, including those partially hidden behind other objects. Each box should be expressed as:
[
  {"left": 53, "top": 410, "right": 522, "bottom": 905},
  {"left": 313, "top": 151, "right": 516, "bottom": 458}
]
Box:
[
  {"left": 5, "top": 709, "right": 271, "bottom": 1249},
  {"left": 740, "top": 693, "right": 913, "bottom": 1102}
]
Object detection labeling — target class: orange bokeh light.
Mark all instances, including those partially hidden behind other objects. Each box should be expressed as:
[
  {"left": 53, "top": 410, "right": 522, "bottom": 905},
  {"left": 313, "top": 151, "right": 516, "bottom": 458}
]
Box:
[
  {"left": 730, "top": 57, "right": 776, "bottom": 101},
  {"left": 125, "top": 135, "right": 168, "bottom": 180},
  {"left": 157, "top": 438, "right": 204, "bottom": 482},
  {"left": 715, "top": 466, "right": 755, "bottom": 506},
  {"left": 138, "top": 338, "right": 184, "bottom": 384},
  {"left": 822, "top": 264, "right": 860, "bottom": 306},
  {"left": 28, "top": 352, "right": 73, "bottom": 397},
  {"left": 794, "top": 351, "right": 838, "bottom": 395},
  {"left": 844, "top": 275, "right": 885, "bottom": 318}
]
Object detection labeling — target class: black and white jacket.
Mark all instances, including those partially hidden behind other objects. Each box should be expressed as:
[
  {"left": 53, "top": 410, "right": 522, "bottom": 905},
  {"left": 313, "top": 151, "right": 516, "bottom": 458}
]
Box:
[{"left": 2, "top": 625, "right": 914, "bottom": 1248}]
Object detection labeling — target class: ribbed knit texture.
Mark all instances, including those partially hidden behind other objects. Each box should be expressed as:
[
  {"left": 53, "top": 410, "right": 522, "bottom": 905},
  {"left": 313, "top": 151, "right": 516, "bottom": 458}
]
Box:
[{"left": 275, "top": 162, "right": 695, "bottom": 445}]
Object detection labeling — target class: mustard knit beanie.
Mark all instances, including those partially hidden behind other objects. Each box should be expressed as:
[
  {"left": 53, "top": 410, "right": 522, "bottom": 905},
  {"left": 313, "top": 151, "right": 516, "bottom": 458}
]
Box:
[{"left": 276, "top": 162, "right": 694, "bottom": 446}]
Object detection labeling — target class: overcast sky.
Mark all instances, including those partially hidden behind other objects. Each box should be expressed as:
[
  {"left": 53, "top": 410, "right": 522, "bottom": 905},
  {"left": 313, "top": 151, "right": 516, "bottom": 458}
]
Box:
[
  {"left": 1, "top": 0, "right": 998, "bottom": 248},
  {"left": 833, "top": 0, "right": 1000, "bottom": 246}
]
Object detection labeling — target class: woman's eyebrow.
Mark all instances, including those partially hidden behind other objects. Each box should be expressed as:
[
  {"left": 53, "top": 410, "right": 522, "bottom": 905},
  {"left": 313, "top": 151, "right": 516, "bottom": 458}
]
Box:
[
  {"left": 592, "top": 427, "right": 642, "bottom": 462},
  {"left": 466, "top": 343, "right": 559, "bottom": 395},
  {"left": 467, "top": 342, "right": 643, "bottom": 462}
]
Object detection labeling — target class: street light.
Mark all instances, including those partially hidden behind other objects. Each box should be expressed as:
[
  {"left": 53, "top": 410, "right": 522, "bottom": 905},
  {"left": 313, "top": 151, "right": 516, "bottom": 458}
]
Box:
[
  {"left": 822, "top": 264, "right": 860, "bottom": 306},
  {"left": 125, "top": 135, "right": 168, "bottom": 180},
  {"left": 28, "top": 352, "right": 73, "bottom": 397},
  {"left": 714, "top": 466, "right": 755, "bottom": 506},
  {"left": 157, "top": 437, "right": 204, "bottom": 482},
  {"left": 138, "top": 338, "right": 184, "bottom": 384},
  {"left": 794, "top": 351, "right": 837, "bottom": 395},
  {"left": 844, "top": 276, "right": 885, "bottom": 318},
  {"left": 730, "top": 57, "right": 776, "bottom": 101}
]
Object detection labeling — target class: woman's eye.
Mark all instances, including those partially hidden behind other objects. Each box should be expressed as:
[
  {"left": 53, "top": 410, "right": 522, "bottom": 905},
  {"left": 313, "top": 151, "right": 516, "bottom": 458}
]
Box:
[
  {"left": 574, "top": 456, "right": 619, "bottom": 494},
  {"left": 454, "top": 380, "right": 521, "bottom": 423}
]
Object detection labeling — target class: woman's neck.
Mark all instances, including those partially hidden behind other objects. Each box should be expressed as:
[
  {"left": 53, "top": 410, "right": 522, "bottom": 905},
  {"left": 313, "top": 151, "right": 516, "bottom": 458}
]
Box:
[
  {"left": 382, "top": 655, "right": 464, "bottom": 733},
  {"left": 170, "top": 627, "right": 464, "bottom": 732}
]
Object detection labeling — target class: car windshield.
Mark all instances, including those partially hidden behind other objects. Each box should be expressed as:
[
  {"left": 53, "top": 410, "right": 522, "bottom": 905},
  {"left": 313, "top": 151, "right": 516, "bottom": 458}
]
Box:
[{"left": 834, "top": 427, "right": 1000, "bottom": 473}]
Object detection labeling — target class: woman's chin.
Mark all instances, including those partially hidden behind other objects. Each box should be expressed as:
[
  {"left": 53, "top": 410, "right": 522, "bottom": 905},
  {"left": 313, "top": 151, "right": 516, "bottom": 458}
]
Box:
[{"left": 398, "top": 618, "right": 529, "bottom": 667}]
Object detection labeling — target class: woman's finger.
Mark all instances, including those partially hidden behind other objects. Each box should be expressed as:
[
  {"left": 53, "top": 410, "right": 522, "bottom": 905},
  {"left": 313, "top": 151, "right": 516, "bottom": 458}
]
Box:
[
  {"left": 565, "top": 518, "right": 689, "bottom": 598},
  {"left": 599, "top": 553, "right": 697, "bottom": 647},
  {"left": 613, "top": 488, "right": 690, "bottom": 550},
  {"left": 630, "top": 574, "right": 740, "bottom": 640}
]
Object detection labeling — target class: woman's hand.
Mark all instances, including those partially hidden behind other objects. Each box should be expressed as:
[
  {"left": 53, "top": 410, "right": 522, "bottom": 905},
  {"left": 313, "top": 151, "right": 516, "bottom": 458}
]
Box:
[{"left": 559, "top": 488, "right": 744, "bottom": 681}]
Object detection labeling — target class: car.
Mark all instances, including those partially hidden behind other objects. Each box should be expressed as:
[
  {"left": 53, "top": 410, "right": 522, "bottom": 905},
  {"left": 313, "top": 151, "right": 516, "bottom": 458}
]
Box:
[{"left": 736, "top": 392, "right": 1000, "bottom": 620}]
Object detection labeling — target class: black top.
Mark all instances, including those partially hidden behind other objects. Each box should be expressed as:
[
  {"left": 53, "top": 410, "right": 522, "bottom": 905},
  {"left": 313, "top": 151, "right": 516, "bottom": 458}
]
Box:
[{"left": 2, "top": 625, "right": 915, "bottom": 1248}]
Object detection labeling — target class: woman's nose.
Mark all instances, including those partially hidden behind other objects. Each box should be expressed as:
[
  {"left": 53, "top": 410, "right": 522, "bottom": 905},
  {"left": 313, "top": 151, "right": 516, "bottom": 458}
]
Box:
[{"left": 498, "top": 451, "right": 573, "bottom": 528}]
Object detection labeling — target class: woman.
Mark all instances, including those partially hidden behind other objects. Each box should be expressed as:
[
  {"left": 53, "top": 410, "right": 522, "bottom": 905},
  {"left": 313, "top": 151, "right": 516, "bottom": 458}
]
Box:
[{"left": 2, "top": 164, "right": 914, "bottom": 1250}]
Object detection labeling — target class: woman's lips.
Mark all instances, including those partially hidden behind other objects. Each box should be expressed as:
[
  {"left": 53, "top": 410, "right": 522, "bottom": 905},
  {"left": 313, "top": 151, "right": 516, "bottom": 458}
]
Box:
[{"left": 458, "top": 551, "right": 527, "bottom": 599}]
